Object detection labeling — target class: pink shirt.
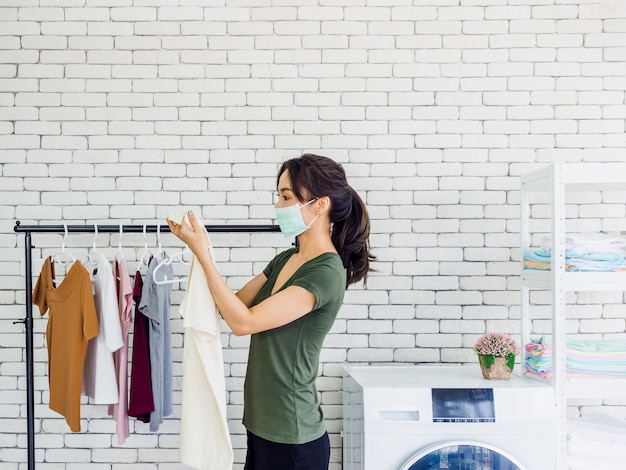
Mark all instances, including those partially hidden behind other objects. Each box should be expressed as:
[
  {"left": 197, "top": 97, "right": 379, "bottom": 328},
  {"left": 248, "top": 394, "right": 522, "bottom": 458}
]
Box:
[{"left": 108, "top": 255, "right": 135, "bottom": 444}]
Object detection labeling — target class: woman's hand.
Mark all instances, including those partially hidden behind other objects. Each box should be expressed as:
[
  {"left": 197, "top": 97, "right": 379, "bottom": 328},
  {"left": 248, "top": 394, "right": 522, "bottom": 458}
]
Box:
[
  {"left": 167, "top": 211, "right": 317, "bottom": 336},
  {"left": 166, "top": 211, "right": 211, "bottom": 262}
]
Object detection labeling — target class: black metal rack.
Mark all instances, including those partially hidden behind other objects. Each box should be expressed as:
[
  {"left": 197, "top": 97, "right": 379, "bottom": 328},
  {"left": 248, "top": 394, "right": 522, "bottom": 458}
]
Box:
[{"left": 13, "top": 221, "right": 280, "bottom": 470}]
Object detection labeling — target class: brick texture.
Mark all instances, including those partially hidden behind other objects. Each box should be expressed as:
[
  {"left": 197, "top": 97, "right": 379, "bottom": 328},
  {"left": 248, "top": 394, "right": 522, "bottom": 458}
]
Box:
[{"left": 1, "top": 1, "right": 626, "bottom": 469}]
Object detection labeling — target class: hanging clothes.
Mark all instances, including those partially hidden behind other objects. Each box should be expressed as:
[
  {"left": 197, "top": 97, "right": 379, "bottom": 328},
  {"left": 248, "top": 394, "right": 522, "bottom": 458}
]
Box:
[
  {"left": 82, "top": 252, "right": 124, "bottom": 404},
  {"left": 108, "top": 255, "right": 135, "bottom": 444},
  {"left": 128, "top": 269, "right": 154, "bottom": 423},
  {"left": 139, "top": 255, "right": 174, "bottom": 432},
  {"left": 179, "top": 233, "right": 233, "bottom": 470},
  {"left": 32, "top": 257, "right": 99, "bottom": 432}
]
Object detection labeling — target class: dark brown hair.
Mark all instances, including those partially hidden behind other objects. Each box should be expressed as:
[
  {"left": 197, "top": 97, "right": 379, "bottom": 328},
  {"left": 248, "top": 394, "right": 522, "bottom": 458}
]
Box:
[{"left": 277, "top": 153, "right": 374, "bottom": 287}]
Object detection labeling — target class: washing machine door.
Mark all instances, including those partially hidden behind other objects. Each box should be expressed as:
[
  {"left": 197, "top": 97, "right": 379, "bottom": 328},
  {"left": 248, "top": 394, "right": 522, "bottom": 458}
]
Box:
[{"left": 399, "top": 440, "right": 526, "bottom": 470}]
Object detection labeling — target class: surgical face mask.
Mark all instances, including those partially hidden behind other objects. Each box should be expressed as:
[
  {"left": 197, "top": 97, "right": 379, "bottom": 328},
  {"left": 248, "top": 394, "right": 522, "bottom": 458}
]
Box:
[{"left": 275, "top": 198, "right": 319, "bottom": 239}]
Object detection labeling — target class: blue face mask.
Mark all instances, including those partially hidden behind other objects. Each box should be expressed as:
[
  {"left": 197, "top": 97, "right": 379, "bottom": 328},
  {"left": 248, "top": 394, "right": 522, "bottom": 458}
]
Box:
[{"left": 275, "top": 199, "right": 319, "bottom": 239}]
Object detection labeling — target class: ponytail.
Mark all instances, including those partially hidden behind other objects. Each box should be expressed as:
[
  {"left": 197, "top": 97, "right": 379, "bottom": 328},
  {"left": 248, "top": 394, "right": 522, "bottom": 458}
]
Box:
[{"left": 331, "top": 186, "right": 373, "bottom": 287}]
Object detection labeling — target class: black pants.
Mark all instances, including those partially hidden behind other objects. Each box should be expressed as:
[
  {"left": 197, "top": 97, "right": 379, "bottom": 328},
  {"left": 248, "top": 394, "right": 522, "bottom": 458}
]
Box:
[{"left": 244, "top": 431, "right": 330, "bottom": 470}]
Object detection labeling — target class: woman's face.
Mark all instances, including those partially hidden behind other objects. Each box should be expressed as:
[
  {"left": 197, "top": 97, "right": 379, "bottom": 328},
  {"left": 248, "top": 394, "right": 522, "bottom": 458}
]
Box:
[
  {"left": 275, "top": 170, "right": 298, "bottom": 209},
  {"left": 275, "top": 170, "right": 318, "bottom": 219}
]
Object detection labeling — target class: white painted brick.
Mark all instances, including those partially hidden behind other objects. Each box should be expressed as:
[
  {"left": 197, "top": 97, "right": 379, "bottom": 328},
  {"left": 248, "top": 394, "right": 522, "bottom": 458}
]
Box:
[
  {"left": 436, "top": 291, "right": 483, "bottom": 306},
  {"left": 370, "top": 334, "right": 415, "bottom": 348},
  {"left": 0, "top": 135, "right": 41, "bottom": 150},
  {"left": 0, "top": 7, "right": 18, "bottom": 21},
  {"left": 417, "top": 333, "right": 463, "bottom": 348},
  {"left": 180, "top": 190, "right": 225, "bottom": 206},
  {"left": 81, "top": 134, "right": 128, "bottom": 149},
  {"left": 19, "top": 7, "right": 63, "bottom": 21},
  {"left": 463, "top": 305, "right": 510, "bottom": 320},
  {"left": 43, "top": 449, "right": 91, "bottom": 463},
  {"left": 62, "top": 205, "right": 110, "bottom": 220},
  {"left": 208, "top": 177, "right": 253, "bottom": 192},
  {"left": 63, "top": 6, "right": 109, "bottom": 21},
  {"left": 347, "top": 348, "right": 394, "bottom": 363},
  {"left": 88, "top": 21, "right": 134, "bottom": 37},
  {"left": 461, "top": 191, "right": 506, "bottom": 207},
  {"left": 13, "top": 121, "right": 58, "bottom": 137},
  {"left": 394, "top": 348, "right": 440, "bottom": 363},
  {"left": 388, "top": 290, "right": 435, "bottom": 307},
  {"left": 367, "top": 189, "right": 414, "bottom": 207},
  {"left": 42, "top": 165, "right": 90, "bottom": 182},
  {"left": 460, "top": 219, "right": 504, "bottom": 235},
  {"left": 412, "top": 191, "right": 460, "bottom": 204},
  {"left": 109, "top": 7, "right": 156, "bottom": 22},
  {"left": 440, "top": 233, "right": 485, "bottom": 248},
  {"left": 41, "top": 21, "right": 87, "bottom": 36},
  {"left": 436, "top": 204, "right": 483, "bottom": 219},
  {"left": 579, "top": 319, "right": 626, "bottom": 334},
  {"left": 63, "top": 121, "right": 108, "bottom": 136},
  {"left": 136, "top": 134, "right": 181, "bottom": 149},
  {"left": 0, "top": 93, "right": 15, "bottom": 109},
  {"left": 460, "top": 275, "right": 507, "bottom": 291},
  {"left": 482, "top": 290, "right": 520, "bottom": 306},
  {"left": 0, "top": 78, "right": 38, "bottom": 93},
  {"left": 441, "top": 176, "right": 488, "bottom": 191},
  {"left": 391, "top": 235, "right": 436, "bottom": 250},
  {"left": 367, "top": 304, "right": 413, "bottom": 320}
]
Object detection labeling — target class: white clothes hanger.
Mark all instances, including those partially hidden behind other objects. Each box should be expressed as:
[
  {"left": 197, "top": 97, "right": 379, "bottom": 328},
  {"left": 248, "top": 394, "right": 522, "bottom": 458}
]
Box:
[
  {"left": 155, "top": 224, "right": 166, "bottom": 260},
  {"left": 136, "top": 224, "right": 151, "bottom": 273},
  {"left": 82, "top": 224, "right": 102, "bottom": 268},
  {"left": 153, "top": 211, "right": 213, "bottom": 285},
  {"left": 115, "top": 224, "right": 125, "bottom": 281},
  {"left": 116, "top": 224, "right": 124, "bottom": 259},
  {"left": 51, "top": 224, "right": 76, "bottom": 267},
  {"left": 152, "top": 248, "right": 192, "bottom": 285}
]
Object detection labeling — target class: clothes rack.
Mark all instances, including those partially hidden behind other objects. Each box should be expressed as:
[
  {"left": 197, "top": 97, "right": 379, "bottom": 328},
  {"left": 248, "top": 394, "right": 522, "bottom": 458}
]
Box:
[{"left": 13, "top": 220, "right": 280, "bottom": 470}]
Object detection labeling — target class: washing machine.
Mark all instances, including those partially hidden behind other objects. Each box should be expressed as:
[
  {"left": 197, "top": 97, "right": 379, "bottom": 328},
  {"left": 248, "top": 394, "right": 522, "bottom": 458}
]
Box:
[{"left": 342, "top": 365, "right": 555, "bottom": 470}]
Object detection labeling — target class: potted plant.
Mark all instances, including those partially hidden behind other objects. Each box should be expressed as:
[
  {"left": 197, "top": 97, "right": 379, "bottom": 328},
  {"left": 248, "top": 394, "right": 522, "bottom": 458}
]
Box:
[{"left": 474, "top": 332, "right": 520, "bottom": 380}]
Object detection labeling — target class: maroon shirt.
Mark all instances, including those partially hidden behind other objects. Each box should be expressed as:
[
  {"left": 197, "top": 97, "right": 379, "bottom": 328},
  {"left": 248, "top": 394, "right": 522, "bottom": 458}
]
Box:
[{"left": 128, "top": 271, "right": 154, "bottom": 422}]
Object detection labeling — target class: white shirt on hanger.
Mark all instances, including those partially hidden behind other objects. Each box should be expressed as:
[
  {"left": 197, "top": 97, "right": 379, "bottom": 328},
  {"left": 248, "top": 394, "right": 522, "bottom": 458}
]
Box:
[
  {"left": 176, "top": 214, "right": 233, "bottom": 470},
  {"left": 83, "top": 252, "right": 124, "bottom": 404}
]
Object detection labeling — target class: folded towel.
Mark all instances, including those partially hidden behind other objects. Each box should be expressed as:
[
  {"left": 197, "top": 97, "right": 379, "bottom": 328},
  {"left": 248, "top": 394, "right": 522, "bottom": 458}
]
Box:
[
  {"left": 525, "top": 337, "right": 626, "bottom": 378},
  {"left": 525, "top": 233, "right": 626, "bottom": 272},
  {"left": 541, "top": 232, "right": 626, "bottom": 254}
]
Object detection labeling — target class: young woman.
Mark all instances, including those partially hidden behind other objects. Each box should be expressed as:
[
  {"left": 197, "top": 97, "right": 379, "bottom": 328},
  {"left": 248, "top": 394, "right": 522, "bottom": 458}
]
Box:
[{"left": 167, "top": 153, "right": 373, "bottom": 470}]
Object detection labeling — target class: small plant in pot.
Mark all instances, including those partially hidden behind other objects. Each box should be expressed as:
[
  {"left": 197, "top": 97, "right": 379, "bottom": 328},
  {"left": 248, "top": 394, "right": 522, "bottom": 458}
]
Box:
[{"left": 474, "top": 332, "right": 520, "bottom": 380}]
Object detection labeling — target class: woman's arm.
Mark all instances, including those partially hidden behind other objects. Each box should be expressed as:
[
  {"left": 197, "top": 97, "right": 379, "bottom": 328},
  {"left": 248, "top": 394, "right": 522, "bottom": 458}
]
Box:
[
  {"left": 167, "top": 212, "right": 315, "bottom": 335},
  {"left": 235, "top": 272, "right": 267, "bottom": 307}
]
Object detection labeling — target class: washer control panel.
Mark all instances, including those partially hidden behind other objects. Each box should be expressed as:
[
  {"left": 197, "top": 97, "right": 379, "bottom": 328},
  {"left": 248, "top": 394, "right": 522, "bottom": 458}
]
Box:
[{"left": 431, "top": 388, "right": 496, "bottom": 423}]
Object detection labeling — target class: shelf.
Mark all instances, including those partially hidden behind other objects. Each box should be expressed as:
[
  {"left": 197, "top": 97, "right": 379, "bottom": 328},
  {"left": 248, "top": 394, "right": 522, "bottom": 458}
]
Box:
[
  {"left": 522, "top": 270, "right": 626, "bottom": 291},
  {"left": 521, "top": 162, "right": 626, "bottom": 192},
  {"left": 567, "top": 376, "right": 626, "bottom": 399},
  {"left": 520, "top": 162, "right": 626, "bottom": 470},
  {"left": 524, "top": 373, "right": 626, "bottom": 400}
]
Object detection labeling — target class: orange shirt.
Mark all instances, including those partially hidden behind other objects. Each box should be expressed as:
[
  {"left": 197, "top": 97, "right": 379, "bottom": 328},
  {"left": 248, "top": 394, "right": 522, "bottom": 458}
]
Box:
[{"left": 33, "top": 257, "right": 99, "bottom": 432}]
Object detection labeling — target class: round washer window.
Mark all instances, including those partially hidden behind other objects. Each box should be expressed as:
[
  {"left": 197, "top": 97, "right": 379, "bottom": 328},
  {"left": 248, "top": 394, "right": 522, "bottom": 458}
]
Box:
[{"left": 399, "top": 440, "right": 526, "bottom": 470}]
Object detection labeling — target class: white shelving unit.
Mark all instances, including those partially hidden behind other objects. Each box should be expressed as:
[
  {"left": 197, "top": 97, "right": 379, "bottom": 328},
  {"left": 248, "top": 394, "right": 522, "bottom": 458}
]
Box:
[{"left": 520, "top": 162, "right": 626, "bottom": 470}]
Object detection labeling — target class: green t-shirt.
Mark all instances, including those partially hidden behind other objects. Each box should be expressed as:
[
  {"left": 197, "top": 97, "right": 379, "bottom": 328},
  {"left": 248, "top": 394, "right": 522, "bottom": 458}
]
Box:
[{"left": 242, "top": 248, "right": 346, "bottom": 444}]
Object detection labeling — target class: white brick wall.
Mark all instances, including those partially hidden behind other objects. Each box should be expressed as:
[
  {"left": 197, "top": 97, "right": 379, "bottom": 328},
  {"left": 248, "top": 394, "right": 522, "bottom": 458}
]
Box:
[{"left": 2, "top": 0, "right": 626, "bottom": 468}]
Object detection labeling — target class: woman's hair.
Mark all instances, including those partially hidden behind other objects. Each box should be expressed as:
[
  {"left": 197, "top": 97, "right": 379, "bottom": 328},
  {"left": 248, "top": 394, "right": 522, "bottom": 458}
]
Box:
[{"left": 277, "top": 153, "right": 374, "bottom": 287}]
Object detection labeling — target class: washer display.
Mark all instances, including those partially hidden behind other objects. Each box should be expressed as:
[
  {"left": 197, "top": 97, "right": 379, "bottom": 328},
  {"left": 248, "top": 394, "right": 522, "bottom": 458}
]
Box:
[{"left": 342, "top": 365, "right": 555, "bottom": 470}]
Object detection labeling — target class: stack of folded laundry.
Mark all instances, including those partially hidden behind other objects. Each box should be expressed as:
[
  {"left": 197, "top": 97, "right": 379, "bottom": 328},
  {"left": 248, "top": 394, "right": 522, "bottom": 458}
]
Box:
[
  {"left": 523, "top": 232, "right": 626, "bottom": 272},
  {"left": 568, "top": 412, "right": 626, "bottom": 470},
  {"left": 525, "top": 337, "right": 626, "bottom": 378}
]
